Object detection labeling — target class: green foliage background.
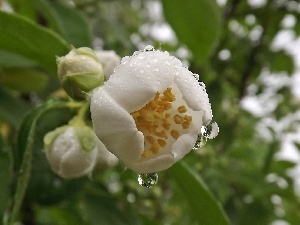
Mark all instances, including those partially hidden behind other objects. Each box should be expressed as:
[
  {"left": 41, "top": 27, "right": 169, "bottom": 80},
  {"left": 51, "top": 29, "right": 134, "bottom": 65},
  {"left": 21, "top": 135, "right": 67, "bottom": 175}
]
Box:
[{"left": 0, "top": 0, "right": 300, "bottom": 224}]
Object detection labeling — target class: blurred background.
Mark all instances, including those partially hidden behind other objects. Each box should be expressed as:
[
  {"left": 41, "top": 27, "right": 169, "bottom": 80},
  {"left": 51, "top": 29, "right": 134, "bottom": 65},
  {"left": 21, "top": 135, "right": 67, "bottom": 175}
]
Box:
[{"left": 1, "top": 0, "right": 300, "bottom": 224}]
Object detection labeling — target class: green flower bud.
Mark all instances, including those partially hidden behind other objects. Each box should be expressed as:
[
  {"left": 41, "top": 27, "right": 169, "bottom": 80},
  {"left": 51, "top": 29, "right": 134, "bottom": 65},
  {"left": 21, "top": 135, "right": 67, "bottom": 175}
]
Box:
[{"left": 57, "top": 47, "right": 105, "bottom": 100}]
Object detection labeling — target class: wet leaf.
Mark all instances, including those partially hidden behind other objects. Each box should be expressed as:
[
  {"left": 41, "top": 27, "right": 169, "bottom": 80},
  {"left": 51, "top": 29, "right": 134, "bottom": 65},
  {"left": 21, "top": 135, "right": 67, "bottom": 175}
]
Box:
[
  {"left": 29, "top": 0, "right": 92, "bottom": 47},
  {"left": 162, "top": 0, "right": 221, "bottom": 63},
  {"left": 81, "top": 194, "right": 142, "bottom": 225},
  {"left": 8, "top": 99, "right": 80, "bottom": 223},
  {"left": 170, "top": 161, "right": 231, "bottom": 225},
  {"left": 0, "top": 134, "right": 13, "bottom": 220},
  {"left": 0, "top": 88, "right": 30, "bottom": 129},
  {"left": 0, "top": 68, "right": 48, "bottom": 93},
  {"left": 0, "top": 11, "right": 70, "bottom": 74}
]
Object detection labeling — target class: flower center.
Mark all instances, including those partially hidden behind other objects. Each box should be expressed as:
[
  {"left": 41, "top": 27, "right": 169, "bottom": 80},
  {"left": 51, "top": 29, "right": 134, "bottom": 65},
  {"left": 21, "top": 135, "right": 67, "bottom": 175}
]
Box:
[{"left": 131, "top": 87, "right": 193, "bottom": 157}]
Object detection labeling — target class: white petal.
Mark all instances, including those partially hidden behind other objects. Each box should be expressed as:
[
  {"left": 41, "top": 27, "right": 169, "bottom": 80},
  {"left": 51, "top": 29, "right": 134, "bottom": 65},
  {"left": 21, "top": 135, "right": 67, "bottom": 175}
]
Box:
[
  {"left": 102, "top": 51, "right": 182, "bottom": 112},
  {"left": 171, "top": 127, "right": 199, "bottom": 161},
  {"left": 94, "top": 50, "right": 121, "bottom": 80},
  {"left": 175, "top": 69, "right": 212, "bottom": 124},
  {"left": 91, "top": 88, "right": 144, "bottom": 163},
  {"left": 127, "top": 154, "right": 175, "bottom": 174},
  {"left": 60, "top": 144, "right": 97, "bottom": 179}
]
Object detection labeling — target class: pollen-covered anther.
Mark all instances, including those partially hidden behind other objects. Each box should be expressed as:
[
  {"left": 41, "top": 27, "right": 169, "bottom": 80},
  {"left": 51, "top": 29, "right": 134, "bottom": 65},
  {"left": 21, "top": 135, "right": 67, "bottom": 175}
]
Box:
[
  {"left": 173, "top": 114, "right": 183, "bottom": 124},
  {"left": 177, "top": 105, "right": 187, "bottom": 113},
  {"left": 142, "top": 150, "right": 151, "bottom": 157},
  {"left": 182, "top": 115, "right": 192, "bottom": 129},
  {"left": 131, "top": 87, "right": 183, "bottom": 157},
  {"left": 170, "top": 129, "right": 180, "bottom": 139}
]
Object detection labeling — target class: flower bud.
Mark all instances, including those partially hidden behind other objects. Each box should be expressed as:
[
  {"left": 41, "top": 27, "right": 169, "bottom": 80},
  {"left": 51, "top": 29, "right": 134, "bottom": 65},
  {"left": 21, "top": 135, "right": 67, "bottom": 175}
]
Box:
[
  {"left": 44, "top": 126, "right": 98, "bottom": 179},
  {"left": 57, "top": 47, "right": 105, "bottom": 100},
  {"left": 94, "top": 50, "right": 121, "bottom": 80}
]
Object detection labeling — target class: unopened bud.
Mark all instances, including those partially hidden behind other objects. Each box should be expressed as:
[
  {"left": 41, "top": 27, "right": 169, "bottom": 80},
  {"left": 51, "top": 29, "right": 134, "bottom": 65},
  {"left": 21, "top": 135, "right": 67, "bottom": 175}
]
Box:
[
  {"left": 44, "top": 126, "right": 98, "bottom": 179},
  {"left": 57, "top": 47, "right": 105, "bottom": 100}
]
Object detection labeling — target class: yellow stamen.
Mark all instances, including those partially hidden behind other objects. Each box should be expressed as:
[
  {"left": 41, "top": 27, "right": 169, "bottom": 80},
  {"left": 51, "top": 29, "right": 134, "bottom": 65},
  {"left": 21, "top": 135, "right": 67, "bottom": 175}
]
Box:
[
  {"left": 157, "top": 139, "right": 167, "bottom": 147},
  {"left": 178, "top": 105, "right": 187, "bottom": 113},
  {"left": 173, "top": 114, "right": 183, "bottom": 124},
  {"left": 170, "top": 129, "right": 180, "bottom": 140},
  {"left": 131, "top": 87, "right": 193, "bottom": 157}
]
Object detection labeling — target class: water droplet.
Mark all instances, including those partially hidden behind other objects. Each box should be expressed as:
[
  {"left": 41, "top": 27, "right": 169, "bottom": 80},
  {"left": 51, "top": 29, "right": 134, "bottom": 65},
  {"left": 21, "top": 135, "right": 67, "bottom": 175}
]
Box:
[
  {"left": 138, "top": 173, "right": 158, "bottom": 188},
  {"left": 193, "top": 73, "right": 199, "bottom": 80},
  {"left": 152, "top": 58, "right": 158, "bottom": 63},
  {"left": 140, "top": 69, "right": 144, "bottom": 73},
  {"left": 202, "top": 121, "right": 219, "bottom": 139},
  {"left": 198, "top": 81, "right": 205, "bottom": 87},
  {"left": 192, "top": 134, "right": 207, "bottom": 150},
  {"left": 144, "top": 45, "right": 155, "bottom": 52},
  {"left": 154, "top": 68, "right": 159, "bottom": 72},
  {"left": 133, "top": 50, "right": 141, "bottom": 56}
]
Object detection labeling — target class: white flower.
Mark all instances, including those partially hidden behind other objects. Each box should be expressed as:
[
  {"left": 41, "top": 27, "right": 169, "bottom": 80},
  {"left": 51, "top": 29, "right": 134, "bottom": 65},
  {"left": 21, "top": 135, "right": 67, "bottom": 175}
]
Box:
[
  {"left": 90, "top": 46, "right": 213, "bottom": 174},
  {"left": 94, "top": 50, "right": 121, "bottom": 80},
  {"left": 44, "top": 126, "right": 98, "bottom": 179}
]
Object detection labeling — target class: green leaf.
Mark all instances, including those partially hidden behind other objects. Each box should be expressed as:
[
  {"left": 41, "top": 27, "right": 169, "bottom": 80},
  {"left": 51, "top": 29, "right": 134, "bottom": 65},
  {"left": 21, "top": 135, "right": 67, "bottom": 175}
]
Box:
[
  {"left": 162, "top": 0, "right": 221, "bottom": 63},
  {"left": 0, "top": 11, "right": 70, "bottom": 75},
  {"left": 0, "top": 68, "right": 48, "bottom": 93},
  {"left": 7, "top": 99, "right": 81, "bottom": 224},
  {"left": 0, "top": 134, "right": 13, "bottom": 221},
  {"left": 0, "top": 88, "right": 31, "bottom": 129},
  {"left": 28, "top": 0, "right": 92, "bottom": 47},
  {"left": 170, "top": 161, "right": 231, "bottom": 225},
  {"left": 81, "top": 194, "right": 142, "bottom": 225},
  {"left": 270, "top": 160, "right": 297, "bottom": 175},
  {"left": 268, "top": 50, "right": 295, "bottom": 75},
  {"left": 0, "top": 50, "right": 37, "bottom": 68},
  {"left": 49, "top": 1, "right": 92, "bottom": 47}
]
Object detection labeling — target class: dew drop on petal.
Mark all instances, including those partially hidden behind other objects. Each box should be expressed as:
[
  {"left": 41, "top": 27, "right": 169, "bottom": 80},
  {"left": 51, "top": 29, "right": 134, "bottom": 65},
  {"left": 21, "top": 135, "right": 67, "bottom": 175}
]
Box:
[
  {"left": 192, "top": 134, "right": 207, "bottom": 150},
  {"left": 202, "top": 121, "right": 219, "bottom": 139},
  {"left": 138, "top": 173, "right": 158, "bottom": 188},
  {"left": 193, "top": 73, "right": 199, "bottom": 80},
  {"left": 144, "top": 45, "right": 155, "bottom": 52}
]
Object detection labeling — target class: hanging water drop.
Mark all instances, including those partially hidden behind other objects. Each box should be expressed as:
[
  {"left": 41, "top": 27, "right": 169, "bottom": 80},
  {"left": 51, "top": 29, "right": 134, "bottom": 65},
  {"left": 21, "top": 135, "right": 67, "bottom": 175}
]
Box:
[
  {"left": 138, "top": 173, "right": 158, "bottom": 188},
  {"left": 202, "top": 121, "right": 219, "bottom": 139},
  {"left": 192, "top": 134, "right": 207, "bottom": 150}
]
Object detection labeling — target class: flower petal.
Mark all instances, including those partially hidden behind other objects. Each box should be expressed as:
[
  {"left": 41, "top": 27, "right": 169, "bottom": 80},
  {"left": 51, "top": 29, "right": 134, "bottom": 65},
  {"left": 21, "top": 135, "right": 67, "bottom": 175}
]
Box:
[
  {"left": 175, "top": 69, "right": 212, "bottom": 124},
  {"left": 102, "top": 51, "right": 182, "bottom": 112},
  {"left": 91, "top": 88, "right": 144, "bottom": 163},
  {"left": 94, "top": 50, "right": 121, "bottom": 80},
  {"left": 127, "top": 154, "right": 175, "bottom": 174}
]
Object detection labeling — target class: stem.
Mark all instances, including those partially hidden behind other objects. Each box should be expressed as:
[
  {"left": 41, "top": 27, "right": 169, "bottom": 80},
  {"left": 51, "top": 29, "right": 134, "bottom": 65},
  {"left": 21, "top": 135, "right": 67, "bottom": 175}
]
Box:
[{"left": 68, "top": 102, "right": 90, "bottom": 126}]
